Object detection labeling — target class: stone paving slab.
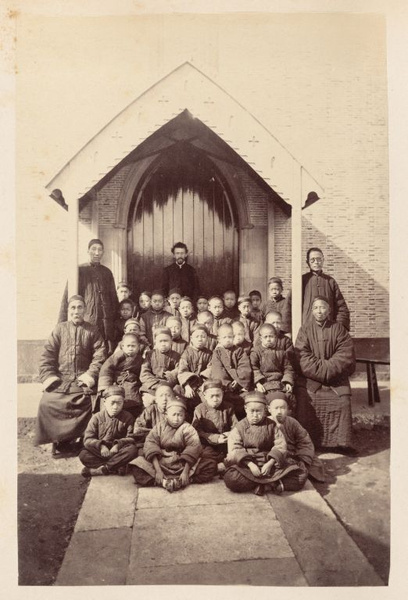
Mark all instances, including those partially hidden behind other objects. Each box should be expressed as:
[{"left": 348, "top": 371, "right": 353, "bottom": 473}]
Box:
[
  {"left": 266, "top": 480, "right": 384, "bottom": 586},
  {"left": 136, "top": 478, "right": 270, "bottom": 509},
  {"left": 55, "top": 527, "right": 132, "bottom": 586},
  {"left": 126, "top": 557, "right": 308, "bottom": 586},
  {"left": 75, "top": 475, "right": 138, "bottom": 532},
  {"left": 129, "top": 502, "right": 292, "bottom": 570}
]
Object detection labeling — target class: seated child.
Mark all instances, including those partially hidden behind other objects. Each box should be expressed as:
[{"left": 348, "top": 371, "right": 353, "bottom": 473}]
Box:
[
  {"left": 196, "top": 296, "right": 209, "bottom": 313},
  {"left": 208, "top": 296, "right": 232, "bottom": 335},
  {"left": 132, "top": 382, "right": 173, "bottom": 452},
  {"left": 114, "top": 299, "right": 136, "bottom": 346},
  {"left": 192, "top": 379, "right": 238, "bottom": 467},
  {"left": 222, "top": 290, "right": 240, "bottom": 320},
  {"left": 166, "top": 315, "right": 188, "bottom": 355},
  {"left": 177, "top": 325, "right": 212, "bottom": 415},
  {"left": 237, "top": 295, "right": 260, "bottom": 342},
  {"left": 131, "top": 396, "right": 217, "bottom": 491},
  {"left": 98, "top": 332, "right": 143, "bottom": 417},
  {"left": 263, "top": 277, "right": 292, "bottom": 336},
  {"left": 196, "top": 310, "right": 217, "bottom": 351},
  {"left": 211, "top": 323, "right": 252, "bottom": 419},
  {"left": 166, "top": 287, "right": 182, "bottom": 316},
  {"left": 178, "top": 296, "right": 197, "bottom": 342},
  {"left": 223, "top": 391, "right": 302, "bottom": 495},
  {"left": 117, "top": 281, "right": 132, "bottom": 303},
  {"left": 138, "top": 290, "right": 151, "bottom": 315},
  {"left": 139, "top": 327, "right": 180, "bottom": 407},
  {"left": 263, "top": 310, "right": 294, "bottom": 363},
  {"left": 139, "top": 290, "right": 172, "bottom": 347},
  {"left": 250, "top": 323, "right": 295, "bottom": 404},
  {"left": 267, "top": 391, "right": 325, "bottom": 489},
  {"left": 249, "top": 290, "right": 264, "bottom": 324},
  {"left": 79, "top": 385, "right": 139, "bottom": 477},
  {"left": 232, "top": 320, "right": 252, "bottom": 356}
]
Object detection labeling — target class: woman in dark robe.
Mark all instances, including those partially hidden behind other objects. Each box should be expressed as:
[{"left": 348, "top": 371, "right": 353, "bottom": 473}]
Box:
[
  {"left": 294, "top": 295, "right": 357, "bottom": 455},
  {"left": 35, "top": 295, "right": 106, "bottom": 457}
]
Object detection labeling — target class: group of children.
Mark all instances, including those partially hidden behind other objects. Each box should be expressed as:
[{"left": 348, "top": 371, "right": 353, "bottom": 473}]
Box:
[{"left": 79, "top": 279, "right": 324, "bottom": 495}]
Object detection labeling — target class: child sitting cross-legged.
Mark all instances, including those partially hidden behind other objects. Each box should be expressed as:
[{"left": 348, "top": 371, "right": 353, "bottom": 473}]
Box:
[
  {"left": 98, "top": 332, "right": 143, "bottom": 417},
  {"left": 79, "top": 385, "right": 139, "bottom": 477},
  {"left": 211, "top": 323, "right": 252, "bottom": 419},
  {"left": 130, "top": 396, "right": 218, "bottom": 492},
  {"left": 267, "top": 391, "right": 325, "bottom": 489},
  {"left": 139, "top": 327, "right": 180, "bottom": 408},
  {"left": 223, "top": 391, "right": 302, "bottom": 496},
  {"left": 132, "top": 382, "right": 173, "bottom": 453},
  {"left": 192, "top": 379, "right": 238, "bottom": 473}
]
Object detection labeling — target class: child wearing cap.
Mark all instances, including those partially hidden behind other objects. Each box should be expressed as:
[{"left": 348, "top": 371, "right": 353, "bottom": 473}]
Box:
[
  {"left": 195, "top": 310, "right": 217, "bottom": 351},
  {"left": 211, "top": 323, "right": 252, "bottom": 419},
  {"left": 249, "top": 290, "right": 264, "bottom": 324},
  {"left": 139, "top": 290, "right": 172, "bottom": 347},
  {"left": 178, "top": 296, "right": 197, "bottom": 342},
  {"left": 79, "top": 385, "right": 139, "bottom": 477},
  {"left": 131, "top": 396, "right": 217, "bottom": 491},
  {"left": 192, "top": 380, "right": 238, "bottom": 468},
  {"left": 166, "top": 315, "right": 188, "bottom": 355},
  {"left": 139, "top": 327, "right": 180, "bottom": 407},
  {"left": 232, "top": 321, "right": 252, "bottom": 357},
  {"left": 98, "top": 333, "right": 143, "bottom": 417},
  {"left": 267, "top": 392, "right": 325, "bottom": 488},
  {"left": 132, "top": 383, "right": 174, "bottom": 452},
  {"left": 263, "top": 277, "right": 292, "bottom": 336},
  {"left": 177, "top": 325, "right": 212, "bottom": 415},
  {"left": 222, "top": 290, "right": 240, "bottom": 320},
  {"left": 224, "top": 391, "right": 302, "bottom": 495},
  {"left": 250, "top": 323, "right": 295, "bottom": 405},
  {"left": 166, "top": 287, "right": 182, "bottom": 316},
  {"left": 237, "top": 295, "right": 260, "bottom": 343}
]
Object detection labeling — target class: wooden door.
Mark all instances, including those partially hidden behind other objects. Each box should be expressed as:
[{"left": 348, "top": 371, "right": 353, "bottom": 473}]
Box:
[{"left": 128, "top": 146, "right": 239, "bottom": 299}]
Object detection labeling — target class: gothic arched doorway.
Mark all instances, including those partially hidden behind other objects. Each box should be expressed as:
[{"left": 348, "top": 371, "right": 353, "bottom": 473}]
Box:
[{"left": 127, "top": 144, "right": 239, "bottom": 299}]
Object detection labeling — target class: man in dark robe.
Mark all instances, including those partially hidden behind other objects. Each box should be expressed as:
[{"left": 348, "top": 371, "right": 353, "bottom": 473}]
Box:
[
  {"left": 162, "top": 242, "right": 200, "bottom": 301},
  {"left": 58, "top": 239, "right": 119, "bottom": 352}
]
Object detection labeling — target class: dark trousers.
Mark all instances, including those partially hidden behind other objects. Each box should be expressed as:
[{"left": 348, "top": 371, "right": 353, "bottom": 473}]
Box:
[
  {"left": 132, "top": 455, "right": 217, "bottom": 487},
  {"left": 79, "top": 444, "right": 139, "bottom": 472},
  {"left": 224, "top": 464, "right": 308, "bottom": 493}
]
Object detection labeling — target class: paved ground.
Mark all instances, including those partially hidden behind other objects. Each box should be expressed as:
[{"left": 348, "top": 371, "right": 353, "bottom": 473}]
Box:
[{"left": 18, "top": 381, "right": 390, "bottom": 586}]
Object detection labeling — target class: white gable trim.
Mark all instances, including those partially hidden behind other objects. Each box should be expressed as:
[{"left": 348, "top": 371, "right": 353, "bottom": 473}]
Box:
[{"left": 46, "top": 62, "right": 324, "bottom": 205}]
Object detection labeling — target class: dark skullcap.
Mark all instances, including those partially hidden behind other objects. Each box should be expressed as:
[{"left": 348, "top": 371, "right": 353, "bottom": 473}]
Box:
[
  {"left": 202, "top": 379, "right": 223, "bottom": 392},
  {"left": 168, "top": 287, "right": 182, "bottom": 296},
  {"left": 68, "top": 294, "right": 85, "bottom": 305},
  {"left": 268, "top": 277, "right": 283, "bottom": 288},
  {"left": 153, "top": 326, "right": 172, "bottom": 338},
  {"left": 88, "top": 238, "right": 104, "bottom": 249},
  {"left": 237, "top": 295, "right": 251, "bottom": 305},
  {"left": 190, "top": 324, "right": 208, "bottom": 335},
  {"left": 266, "top": 391, "right": 288, "bottom": 404},
  {"left": 244, "top": 391, "right": 268, "bottom": 406},
  {"left": 166, "top": 397, "right": 187, "bottom": 411},
  {"left": 103, "top": 385, "right": 125, "bottom": 399}
]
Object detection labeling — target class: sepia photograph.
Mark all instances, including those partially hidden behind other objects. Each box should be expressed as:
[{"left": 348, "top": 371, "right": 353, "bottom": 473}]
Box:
[{"left": 2, "top": 0, "right": 406, "bottom": 593}]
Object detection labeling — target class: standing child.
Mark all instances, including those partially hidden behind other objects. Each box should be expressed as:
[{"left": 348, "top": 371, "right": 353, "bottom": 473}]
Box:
[
  {"left": 224, "top": 391, "right": 301, "bottom": 495},
  {"left": 195, "top": 310, "right": 217, "bottom": 351},
  {"left": 249, "top": 290, "right": 264, "bottom": 324},
  {"left": 208, "top": 296, "right": 232, "bottom": 336},
  {"left": 132, "top": 382, "right": 174, "bottom": 452},
  {"left": 178, "top": 296, "right": 197, "bottom": 342},
  {"left": 250, "top": 323, "right": 295, "bottom": 404},
  {"left": 222, "top": 290, "right": 240, "bottom": 320},
  {"left": 139, "top": 290, "right": 172, "bottom": 347},
  {"left": 263, "top": 278, "right": 292, "bottom": 336},
  {"left": 211, "top": 323, "right": 252, "bottom": 419},
  {"left": 131, "top": 397, "right": 217, "bottom": 491},
  {"left": 139, "top": 327, "right": 180, "bottom": 407},
  {"left": 117, "top": 282, "right": 132, "bottom": 303},
  {"left": 114, "top": 299, "right": 136, "bottom": 346},
  {"left": 232, "top": 321, "right": 252, "bottom": 357},
  {"left": 138, "top": 291, "right": 151, "bottom": 315},
  {"left": 178, "top": 325, "right": 213, "bottom": 415},
  {"left": 166, "top": 315, "right": 188, "bottom": 355},
  {"left": 79, "top": 385, "right": 139, "bottom": 477},
  {"left": 166, "top": 287, "right": 182, "bottom": 316},
  {"left": 237, "top": 295, "right": 260, "bottom": 343},
  {"left": 196, "top": 296, "right": 209, "bottom": 314},
  {"left": 98, "top": 333, "right": 143, "bottom": 417},
  {"left": 263, "top": 310, "right": 294, "bottom": 357},
  {"left": 192, "top": 380, "right": 238, "bottom": 469},
  {"left": 267, "top": 391, "right": 325, "bottom": 489}
]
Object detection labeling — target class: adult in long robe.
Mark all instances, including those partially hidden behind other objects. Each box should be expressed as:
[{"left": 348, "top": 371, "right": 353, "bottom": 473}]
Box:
[
  {"left": 302, "top": 247, "right": 350, "bottom": 330},
  {"left": 35, "top": 295, "right": 106, "bottom": 455},
  {"left": 162, "top": 242, "right": 200, "bottom": 301},
  {"left": 58, "top": 239, "right": 119, "bottom": 352},
  {"left": 294, "top": 295, "right": 356, "bottom": 454}
]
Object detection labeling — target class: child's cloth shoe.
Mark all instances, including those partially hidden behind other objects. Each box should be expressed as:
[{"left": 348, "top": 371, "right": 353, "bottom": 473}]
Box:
[{"left": 81, "top": 465, "right": 109, "bottom": 477}]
